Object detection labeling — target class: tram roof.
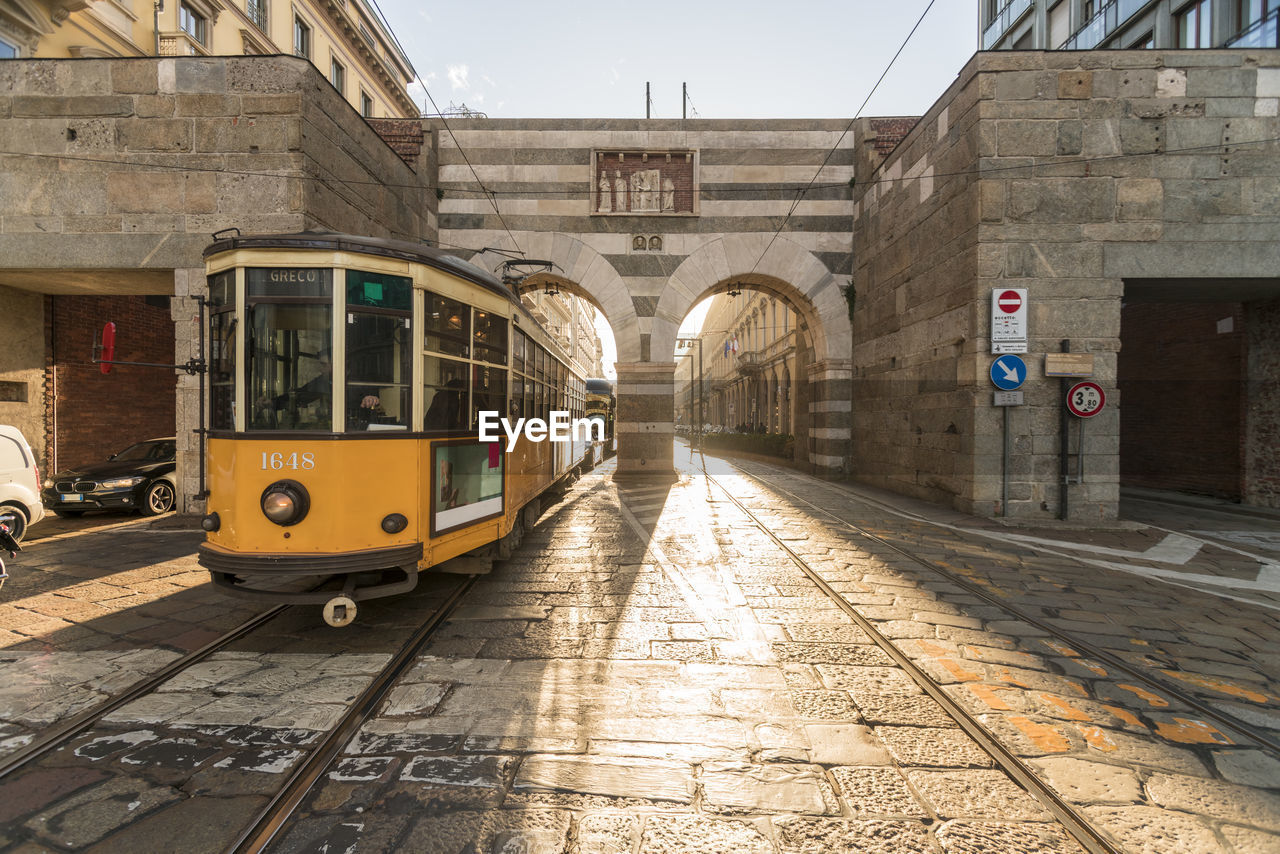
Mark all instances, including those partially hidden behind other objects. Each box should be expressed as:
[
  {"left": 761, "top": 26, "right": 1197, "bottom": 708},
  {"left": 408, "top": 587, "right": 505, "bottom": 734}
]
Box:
[{"left": 203, "top": 230, "right": 514, "bottom": 301}]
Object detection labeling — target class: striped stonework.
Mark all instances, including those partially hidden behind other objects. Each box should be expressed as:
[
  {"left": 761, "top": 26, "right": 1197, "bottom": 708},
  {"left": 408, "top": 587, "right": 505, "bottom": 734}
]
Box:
[
  {"left": 614, "top": 361, "right": 678, "bottom": 476},
  {"left": 431, "top": 119, "right": 857, "bottom": 474}
]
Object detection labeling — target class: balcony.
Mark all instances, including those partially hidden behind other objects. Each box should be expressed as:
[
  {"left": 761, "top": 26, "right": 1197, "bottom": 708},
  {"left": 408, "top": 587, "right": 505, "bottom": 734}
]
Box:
[
  {"left": 736, "top": 351, "right": 763, "bottom": 375},
  {"left": 1059, "top": 0, "right": 1150, "bottom": 50},
  {"left": 1226, "top": 9, "right": 1280, "bottom": 48},
  {"left": 982, "top": 0, "right": 1032, "bottom": 49}
]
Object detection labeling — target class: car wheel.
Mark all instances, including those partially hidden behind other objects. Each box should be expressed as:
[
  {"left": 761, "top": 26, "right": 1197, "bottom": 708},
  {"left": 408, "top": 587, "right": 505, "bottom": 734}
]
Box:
[
  {"left": 0, "top": 505, "right": 29, "bottom": 543},
  {"left": 142, "top": 481, "right": 176, "bottom": 516},
  {"left": 53, "top": 509, "right": 86, "bottom": 519}
]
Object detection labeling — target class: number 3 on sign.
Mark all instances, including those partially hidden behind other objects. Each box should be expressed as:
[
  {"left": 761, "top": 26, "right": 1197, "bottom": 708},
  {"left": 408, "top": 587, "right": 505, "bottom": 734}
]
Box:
[
  {"left": 261, "top": 451, "right": 316, "bottom": 470},
  {"left": 1066, "top": 381, "right": 1105, "bottom": 418}
]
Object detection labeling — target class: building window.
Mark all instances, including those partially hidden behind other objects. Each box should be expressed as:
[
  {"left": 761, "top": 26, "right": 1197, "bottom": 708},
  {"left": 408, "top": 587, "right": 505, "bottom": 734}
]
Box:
[
  {"left": 330, "top": 58, "right": 345, "bottom": 96},
  {"left": 246, "top": 0, "right": 267, "bottom": 31},
  {"left": 361, "top": 90, "right": 374, "bottom": 117},
  {"left": 1177, "top": 0, "right": 1212, "bottom": 47},
  {"left": 0, "top": 36, "right": 18, "bottom": 59},
  {"left": 294, "top": 15, "right": 311, "bottom": 58},
  {"left": 1131, "top": 30, "right": 1155, "bottom": 48},
  {"left": 179, "top": 2, "right": 208, "bottom": 45}
]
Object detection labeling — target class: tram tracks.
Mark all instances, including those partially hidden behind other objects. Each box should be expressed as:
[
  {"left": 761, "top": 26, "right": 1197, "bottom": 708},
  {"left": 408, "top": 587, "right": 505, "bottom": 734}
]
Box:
[
  {"left": 711, "top": 454, "right": 1280, "bottom": 758},
  {"left": 699, "top": 465, "right": 1124, "bottom": 854},
  {"left": 0, "top": 574, "right": 478, "bottom": 853}
]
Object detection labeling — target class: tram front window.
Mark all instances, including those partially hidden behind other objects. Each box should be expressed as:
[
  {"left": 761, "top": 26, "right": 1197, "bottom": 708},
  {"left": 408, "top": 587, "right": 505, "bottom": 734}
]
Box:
[{"left": 248, "top": 268, "right": 333, "bottom": 431}]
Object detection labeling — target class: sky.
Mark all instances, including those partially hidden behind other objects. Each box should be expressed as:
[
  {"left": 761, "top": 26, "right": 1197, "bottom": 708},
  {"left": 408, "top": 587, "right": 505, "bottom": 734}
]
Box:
[
  {"left": 375, "top": 1, "right": 978, "bottom": 121},
  {"left": 370, "top": 1, "right": 981, "bottom": 377}
]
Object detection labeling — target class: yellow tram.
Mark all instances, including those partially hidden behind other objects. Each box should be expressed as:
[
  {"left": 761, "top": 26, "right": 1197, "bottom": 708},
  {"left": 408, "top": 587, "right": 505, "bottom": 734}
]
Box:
[
  {"left": 584, "top": 378, "right": 616, "bottom": 461},
  {"left": 196, "top": 231, "right": 600, "bottom": 625}
]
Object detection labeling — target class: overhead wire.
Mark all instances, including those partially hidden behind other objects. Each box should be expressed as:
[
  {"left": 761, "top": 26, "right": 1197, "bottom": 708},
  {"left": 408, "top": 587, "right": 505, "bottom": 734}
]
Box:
[{"left": 746, "top": 0, "right": 938, "bottom": 277}]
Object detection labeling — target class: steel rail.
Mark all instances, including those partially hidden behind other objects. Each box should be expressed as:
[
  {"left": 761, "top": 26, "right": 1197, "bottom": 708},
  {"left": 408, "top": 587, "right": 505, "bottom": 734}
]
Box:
[
  {"left": 702, "top": 468, "right": 1124, "bottom": 854},
  {"left": 0, "top": 605, "right": 290, "bottom": 780},
  {"left": 722, "top": 455, "right": 1280, "bottom": 756},
  {"left": 226, "top": 574, "right": 479, "bottom": 854}
]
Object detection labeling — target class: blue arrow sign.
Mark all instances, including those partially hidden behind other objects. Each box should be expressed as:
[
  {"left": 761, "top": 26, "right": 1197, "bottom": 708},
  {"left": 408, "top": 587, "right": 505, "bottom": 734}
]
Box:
[{"left": 990, "top": 354, "right": 1027, "bottom": 391}]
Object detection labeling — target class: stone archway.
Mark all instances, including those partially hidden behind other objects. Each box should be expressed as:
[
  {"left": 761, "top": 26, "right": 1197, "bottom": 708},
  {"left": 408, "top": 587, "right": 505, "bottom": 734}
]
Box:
[{"left": 639, "top": 234, "right": 852, "bottom": 474}]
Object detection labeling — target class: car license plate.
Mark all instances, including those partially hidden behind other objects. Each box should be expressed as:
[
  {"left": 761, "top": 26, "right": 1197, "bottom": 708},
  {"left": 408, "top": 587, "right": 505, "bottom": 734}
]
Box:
[{"left": 61, "top": 493, "right": 84, "bottom": 502}]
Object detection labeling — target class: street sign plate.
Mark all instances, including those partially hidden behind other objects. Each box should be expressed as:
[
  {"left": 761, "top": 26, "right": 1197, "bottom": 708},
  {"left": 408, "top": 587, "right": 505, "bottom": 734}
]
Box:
[
  {"left": 991, "top": 287, "right": 1027, "bottom": 354},
  {"left": 993, "top": 391, "right": 1023, "bottom": 406},
  {"left": 1066, "top": 381, "right": 1105, "bottom": 418},
  {"left": 989, "top": 354, "right": 1027, "bottom": 391},
  {"left": 1044, "top": 353, "right": 1094, "bottom": 377}
]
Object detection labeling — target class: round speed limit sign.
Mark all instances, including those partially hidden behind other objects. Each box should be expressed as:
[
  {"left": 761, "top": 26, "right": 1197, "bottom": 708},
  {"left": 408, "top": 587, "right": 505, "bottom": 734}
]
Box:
[{"left": 1066, "top": 381, "right": 1105, "bottom": 418}]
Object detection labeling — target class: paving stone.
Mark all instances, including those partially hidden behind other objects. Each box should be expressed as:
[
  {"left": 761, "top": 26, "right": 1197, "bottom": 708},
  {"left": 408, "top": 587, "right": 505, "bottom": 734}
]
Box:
[
  {"left": 875, "top": 727, "right": 994, "bottom": 768},
  {"left": 401, "top": 754, "right": 516, "bottom": 789},
  {"left": 576, "top": 813, "right": 639, "bottom": 854},
  {"left": 934, "top": 820, "right": 1083, "bottom": 854},
  {"left": 1083, "top": 805, "right": 1226, "bottom": 854},
  {"left": 856, "top": 694, "right": 958, "bottom": 727},
  {"left": 772, "top": 817, "right": 936, "bottom": 854},
  {"left": 827, "top": 766, "right": 926, "bottom": 817},
  {"left": 82, "top": 795, "right": 266, "bottom": 854},
  {"left": 1026, "top": 757, "right": 1143, "bottom": 804},
  {"left": 772, "top": 642, "right": 894, "bottom": 666},
  {"left": 1211, "top": 749, "right": 1280, "bottom": 787},
  {"left": 1145, "top": 772, "right": 1280, "bottom": 832},
  {"left": 788, "top": 689, "right": 862, "bottom": 720},
  {"left": 699, "top": 761, "right": 836, "bottom": 815},
  {"left": 24, "top": 776, "right": 183, "bottom": 849},
  {"left": 1219, "top": 823, "right": 1280, "bottom": 854},
  {"left": 637, "top": 815, "right": 774, "bottom": 853},
  {"left": 905, "top": 769, "right": 1050, "bottom": 820},
  {"left": 804, "top": 723, "right": 892, "bottom": 765},
  {"left": 515, "top": 755, "right": 692, "bottom": 803},
  {"left": 815, "top": 665, "right": 922, "bottom": 697}
]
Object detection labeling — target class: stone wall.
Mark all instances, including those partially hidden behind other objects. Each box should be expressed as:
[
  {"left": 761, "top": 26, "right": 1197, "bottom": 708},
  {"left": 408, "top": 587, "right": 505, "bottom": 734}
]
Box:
[
  {"left": 853, "top": 50, "right": 1280, "bottom": 520},
  {"left": 0, "top": 56, "right": 433, "bottom": 512},
  {"left": 0, "top": 287, "right": 46, "bottom": 463},
  {"left": 1247, "top": 299, "right": 1280, "bottom": 508}
]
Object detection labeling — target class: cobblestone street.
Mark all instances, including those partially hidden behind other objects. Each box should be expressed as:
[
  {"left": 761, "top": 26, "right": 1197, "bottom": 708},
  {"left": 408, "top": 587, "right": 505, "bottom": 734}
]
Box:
[{"left": 0, "top": 446, "right": 1277, "bottom": 852}]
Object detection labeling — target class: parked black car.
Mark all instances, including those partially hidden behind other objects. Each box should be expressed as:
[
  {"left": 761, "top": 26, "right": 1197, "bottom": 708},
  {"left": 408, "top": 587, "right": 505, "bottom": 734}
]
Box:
[{"left": 42, "top": 438, "right": 177, "bottom": 518}]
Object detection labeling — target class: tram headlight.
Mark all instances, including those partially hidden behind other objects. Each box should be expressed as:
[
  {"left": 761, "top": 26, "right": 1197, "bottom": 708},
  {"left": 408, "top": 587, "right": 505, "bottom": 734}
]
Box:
[
  {"left": 201, "top": 512, "right": 220, "bottom": 532},
  {"left": 260, "top": 480, "right": 310, "bottom": 526}
]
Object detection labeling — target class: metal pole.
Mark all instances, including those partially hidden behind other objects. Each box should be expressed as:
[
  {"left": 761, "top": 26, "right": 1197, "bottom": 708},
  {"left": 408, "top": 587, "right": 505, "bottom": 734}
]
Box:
[
  {"left": 1001, "top": 404, "right": 1009, "bottom": 517},
  {"left": 682, "top": 82, "right": 687, "bottom": 120},
  {"left": 646, "top": 82, "right": 650, "bottom": 119},
  {"left": 1059, "top": 339, "right": 1070, "bottom": 520},
  {"left": 697, "top": 338, "right": 703, "bottom": 439}
]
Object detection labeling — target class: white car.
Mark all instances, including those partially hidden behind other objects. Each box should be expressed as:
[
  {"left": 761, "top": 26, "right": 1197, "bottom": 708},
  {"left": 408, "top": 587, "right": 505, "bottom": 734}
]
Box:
[{"left": 0, "top": 425, "right": 45, "bottom": 542}]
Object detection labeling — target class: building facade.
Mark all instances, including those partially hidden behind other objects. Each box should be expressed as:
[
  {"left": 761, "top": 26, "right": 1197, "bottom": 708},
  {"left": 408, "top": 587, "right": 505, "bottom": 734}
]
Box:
[
  {"left": 0, "top": 0, "right": 416, "bottom": 118},
  {"left": 2, "top": 46, "right": 1278, "bottom": 523},
  {"left": 982, "top": 0, "right": 1278, "bottom": 51},
  {"left": 679, "top": 292, "right": 800, "bottom": 436},
  {"left": 521, "top": 289, "right": 604, "bottom": 379}
]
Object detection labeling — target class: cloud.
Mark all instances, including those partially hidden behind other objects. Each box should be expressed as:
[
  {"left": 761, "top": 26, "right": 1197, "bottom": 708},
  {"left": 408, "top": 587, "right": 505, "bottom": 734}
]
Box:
[
  {"left": 482, "top": 75, "right": 496, "bottom": 87},
  {"left": 447, "top": 65, "right": 469, "bottom": 90}
]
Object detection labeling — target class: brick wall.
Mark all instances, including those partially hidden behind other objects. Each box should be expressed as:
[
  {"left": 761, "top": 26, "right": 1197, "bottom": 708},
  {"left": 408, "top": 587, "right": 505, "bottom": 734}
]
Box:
[
  {"left": 46, "top": 296, "right": 175, "bottom": 477},
  {"left": 1247, "top": 299, "right": 1280, "bottom": 508},
  {"left": 1119, "top": 303, "right": 1245, "bottom": 499}
]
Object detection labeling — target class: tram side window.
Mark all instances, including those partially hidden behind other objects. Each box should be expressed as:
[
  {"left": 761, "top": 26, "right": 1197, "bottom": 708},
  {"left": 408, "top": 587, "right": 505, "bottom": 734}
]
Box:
[
  {"left": 424, "top": 356, "right": 469, "bottom": 433},
  {"left": 512, "top": 329, "right": 526, "bottom": 374},
  {"left": 208, "top": 270, "right": 236, "bottom": 430},
  {"left": 345, "top": 270, "right": 412, "bottom": 432},
  {"left": 473, "top": 310, "right": 508, "bottom": 365},
  {"left": 509, "top": 376, "right": 524, "bottom": 420},
  {"left": 471, "top": 364, "right": 507, "bottom": 425},
  {"left": 424, "top": 291, "right": 470, "bottom": 357},
  {"left": 247, "top": 268, "right": 333, "bottom": 431}
]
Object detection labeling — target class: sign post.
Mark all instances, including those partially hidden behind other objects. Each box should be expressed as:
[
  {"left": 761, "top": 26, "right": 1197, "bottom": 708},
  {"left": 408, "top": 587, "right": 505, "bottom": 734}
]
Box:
[
  {"left": 989, "top": 353, "right": 1027, "bottom": 517},
  {"left": 1064, "top": 380, "right": 1106, "bottom": 490}
]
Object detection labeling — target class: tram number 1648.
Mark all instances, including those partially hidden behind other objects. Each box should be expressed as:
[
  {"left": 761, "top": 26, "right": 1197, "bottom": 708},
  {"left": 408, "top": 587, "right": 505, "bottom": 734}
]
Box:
[{"left": 260, "top": 451, "right": 317, "bottom": 471}]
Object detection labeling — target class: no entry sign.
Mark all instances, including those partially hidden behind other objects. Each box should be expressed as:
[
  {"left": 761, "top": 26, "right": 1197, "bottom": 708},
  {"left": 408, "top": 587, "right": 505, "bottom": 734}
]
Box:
[
  {"left": 1066, "top": 381, "right": 1106, "bottom": 418},
  {"left": 991, "top": 288, "right": 1027, "bottom": 354},
  {"left": 997, "top": 290, "right": 1022, "bottom": 313}
]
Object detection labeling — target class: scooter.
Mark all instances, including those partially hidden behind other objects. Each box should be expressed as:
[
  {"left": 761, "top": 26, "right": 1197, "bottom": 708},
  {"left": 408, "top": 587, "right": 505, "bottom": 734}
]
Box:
[{"left": 0, "top": 523, "right": 19, "bottom": 590}]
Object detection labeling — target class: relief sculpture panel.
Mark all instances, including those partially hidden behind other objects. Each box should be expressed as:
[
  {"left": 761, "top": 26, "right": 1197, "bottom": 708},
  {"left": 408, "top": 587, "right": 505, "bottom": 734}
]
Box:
[{"left": 593, "top": 150, "right": 695, "bottom": 215}]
